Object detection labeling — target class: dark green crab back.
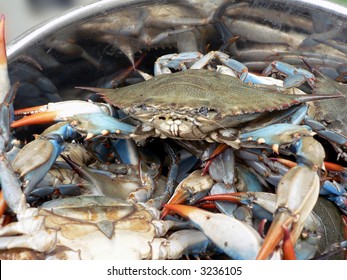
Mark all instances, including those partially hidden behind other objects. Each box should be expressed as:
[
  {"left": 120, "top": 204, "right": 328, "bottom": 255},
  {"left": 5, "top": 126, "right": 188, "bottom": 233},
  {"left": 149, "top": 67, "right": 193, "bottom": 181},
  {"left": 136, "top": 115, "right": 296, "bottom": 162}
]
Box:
[{"left": 92, "top": 69, "right": 339, "bottom": 119}]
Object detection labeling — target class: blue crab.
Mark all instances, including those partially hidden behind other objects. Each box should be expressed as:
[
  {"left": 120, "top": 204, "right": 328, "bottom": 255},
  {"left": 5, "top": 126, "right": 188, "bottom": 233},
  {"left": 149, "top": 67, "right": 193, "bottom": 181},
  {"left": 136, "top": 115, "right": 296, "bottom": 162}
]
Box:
[
  {"left": 3, "top": 18, "right": 345, "bottom": 259},
  {"left": 10, "top": 66, "right": 343, "bottom": 259},
  {"left": 12, "top": 68, "right": 339, "bottom": 142}
]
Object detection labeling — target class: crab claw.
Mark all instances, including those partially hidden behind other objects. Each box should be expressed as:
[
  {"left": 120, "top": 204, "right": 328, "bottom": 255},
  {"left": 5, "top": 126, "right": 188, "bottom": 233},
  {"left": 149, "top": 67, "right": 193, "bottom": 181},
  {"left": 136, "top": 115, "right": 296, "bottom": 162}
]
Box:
[
  {"left": 0, "top": 191, "right": 7, "bottom": 217},
  {"left": 202, "top": 143, "right": 229, "bottom": 175},
  {"left": 164, "top": 204, "right": 263, "bottom": 259},
  {"left": 0, "top": 16, "right": 25, "bottom": 214},
  {"left": 240, "top": 124, "right": 315, "bottom": 154},
  {"left": 68, "top": 113, "right": 135, "bottom": 140},
  {"left": 12, "top": 134, "right": 65, "bottom": 195},
  {"left": 0, "top": 15, "right": 10, "bottom": 101},
  {"left": 11, "top": 101, "right": 112, "bottom": 128},
  {"left": 198, "top": 192, "right": 259, "bottom": 205},
  {"left": 282, "top": 225, "right": 296, "bottom": 260},
  {"left": 0, "top": 16, "right": 14, "bottom": 143},
  {"left": 160, "top": 170, "right": 214, "bottom": 219},
  {"left": 274, "top": 157, "right": 347, "bottom": 173},
  {"left": 198, "top": 192, "right": 276, "bottom": 221},
  {"left": 256, "top": 165, "right": 320, "bottom": 260}
]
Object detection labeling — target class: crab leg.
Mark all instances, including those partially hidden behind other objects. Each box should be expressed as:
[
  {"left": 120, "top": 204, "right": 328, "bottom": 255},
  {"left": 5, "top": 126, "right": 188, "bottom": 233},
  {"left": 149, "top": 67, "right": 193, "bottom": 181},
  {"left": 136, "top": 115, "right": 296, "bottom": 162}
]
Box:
[
  {"left": 199, "top": 192, "right": 277, "bottom": 217},
  {"left": 256, "top": 165, "right": 320, "bottom": 259},
  {"left": 303, "top": 115, "right": 347, "bottom": 146},
  {"left": 199, "top": 188, "right": 322, "bottom": 260},
  {"left": 282, "top": 226, "right": 296, "bottom": 260},
  {"left": 272, "top": 157, "right": 347, "bottom": 173},
  {"left": 0, "top": 151, "right": 24, "bottom": 214},
  {"left": 0, "top": 16, "right": 25, "bottom": 214},
  {"left": 320, "top": 181, "right": 347, "bottom": 215},
  {"left": 0, "top": 191, "right": 6, "bottom": 217},
  {"left": 11, "top": 100, "right": 112, "bottom": 128},
  {"left": 203, "top": 147, "right": 241, "bottom": 216},
  {"left": 11, "top": 134, "right": 66, "bottom": 195},
  {"left": 237, "top": 127, "right": 324, "bottom": 259},
  {"left": 145, "top": 144, "right": 180, "bottom": 209},
  {"left": 262, "top": 61, "right": 316, "bottom": 88},
  {"left": 254, "top": 133, "right": 324, "bottom": 259},
  {"left": 240, "top": 124, "right": 315, "bottom": 154},
  {"left": 46, "top": 39, "right": 102, "bottom": 69},
  {"left": 0, "top": 15, "right": 10, "bottom": 102},
  {"left": 60, "top": 154, "right": 138, "bottom": 200},
  {"left": 160, "top": 170, "right": 214, "bottom": 219},
  {"left": 156, "top": 229, "right": 211, "bottom": 259},
  {"left": 164, "top": 204, "right": 264, "bottom": 260},
  {"left": 154, "top": 52, "right": 203, "bottom": 75},
  {"left": 201, "top": 191, "right": 328, "bottom": 260},
  {"left": 202, "top": 143, "right": 229, "bottom": 175},
  {"left": 0, "top": 15, "right": 11, "bottom": 143},
  {"left": 0, "top": 231, "right": 57, "bottom": 252}
]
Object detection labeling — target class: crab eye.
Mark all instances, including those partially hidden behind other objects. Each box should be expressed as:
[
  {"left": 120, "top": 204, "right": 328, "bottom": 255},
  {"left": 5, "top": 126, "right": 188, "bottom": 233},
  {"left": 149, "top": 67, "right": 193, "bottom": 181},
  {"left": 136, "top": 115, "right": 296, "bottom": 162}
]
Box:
[{"left": 158, "top": 116, "right": 166, "bottom": 120}]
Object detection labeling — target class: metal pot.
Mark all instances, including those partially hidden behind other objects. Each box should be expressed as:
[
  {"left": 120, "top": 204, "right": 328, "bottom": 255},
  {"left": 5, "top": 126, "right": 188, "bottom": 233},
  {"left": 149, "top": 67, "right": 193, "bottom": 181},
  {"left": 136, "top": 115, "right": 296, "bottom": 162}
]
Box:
[{"left": 3, "top": 0, "right": 347, "bottom": 260}]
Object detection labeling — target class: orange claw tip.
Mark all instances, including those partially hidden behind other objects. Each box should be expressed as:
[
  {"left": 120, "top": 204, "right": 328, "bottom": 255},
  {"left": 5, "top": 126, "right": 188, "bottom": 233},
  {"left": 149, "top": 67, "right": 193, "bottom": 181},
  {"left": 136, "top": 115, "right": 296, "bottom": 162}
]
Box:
[
  {"left": 160, "top": 189, "right": 192, "bottom": 219},
  {"left": 197, "top": 193, "right": 246, "bottom": 204},
  {"left": 257, "top": 219, "right": 267, "bottom": 238},
  {"left": 282, "top": 225, "right": 296, "bottom": 260},
  {"left": 256, "top": 225, "right": 283, "bottom": 260},
  {"left": 199, "top": 202, "right": 216, "bottom": 210},
  {"left": 202, "top": 160, "right": 212, "bottom": 175},
  {"left": 211, "top": 143, "right": 229, "bottom": 157},
  {"left": 270, "top": 157, "right": 297, "bottom": 168},
  {"left": 0, "top": 15, "right": 6, "bottom": 65},
  {"left": 202, "top": 143, "right": 229, "bottom": 175},
  {"left": 270, "top": 158, "right": 346, "bottom": 172},
  {"left": 168, "top": 189, "right": 191, "bottom": 205},
  {"left": 0, "top": 191, "right": 7, "bottom": 217},
  {"left": 163, "top": 204, "right": 207, "bottom": 219},
  {"left": 11, "top": 111, "right": 59, "bottom": 128},
  {"left": 256, "top": 213, "right": 294, "bottom": 260},
  {"left": 160, "top": 208, "right": 170, "bottom": 220},
  {"left": 323, "top": 161, "right": 346, "bottom": 172}
]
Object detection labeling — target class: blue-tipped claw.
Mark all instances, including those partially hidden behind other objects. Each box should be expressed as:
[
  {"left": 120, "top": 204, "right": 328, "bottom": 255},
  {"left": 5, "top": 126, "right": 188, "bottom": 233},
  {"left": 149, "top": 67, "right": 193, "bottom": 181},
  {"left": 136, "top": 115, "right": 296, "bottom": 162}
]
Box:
[
  {"left": 69, "top": 113, "right": 135, "bottom": 140},
  {"left": 12, "top": 134, "right": 65, "bottom": 195},
  {"left": 240, "top": 123, "right": 314, "bottom": 153}
]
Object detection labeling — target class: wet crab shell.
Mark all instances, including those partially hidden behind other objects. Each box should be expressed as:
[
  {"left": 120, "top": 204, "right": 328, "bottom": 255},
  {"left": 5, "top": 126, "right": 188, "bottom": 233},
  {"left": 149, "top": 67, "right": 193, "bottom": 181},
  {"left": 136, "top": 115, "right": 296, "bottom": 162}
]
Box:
[{"left": 83, "top": 69, "right": 336, "bottom": 140}]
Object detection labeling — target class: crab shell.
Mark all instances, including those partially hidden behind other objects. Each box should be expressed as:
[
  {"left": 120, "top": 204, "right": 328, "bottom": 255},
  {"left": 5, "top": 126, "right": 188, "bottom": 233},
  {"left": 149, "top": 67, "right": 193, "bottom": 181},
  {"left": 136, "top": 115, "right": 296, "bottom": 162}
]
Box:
[{"left": 82, "top": 69, "right": 339, "bottom": 140}]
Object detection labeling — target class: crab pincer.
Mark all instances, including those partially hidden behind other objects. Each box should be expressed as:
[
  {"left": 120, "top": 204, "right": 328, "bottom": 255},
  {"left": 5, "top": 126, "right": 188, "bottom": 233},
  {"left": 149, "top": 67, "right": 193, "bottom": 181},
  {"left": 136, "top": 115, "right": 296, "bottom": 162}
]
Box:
[
  {"left": 11, "top": 100, "right": 113, "bottom": 128},
  {"left": 0, "top": 15, "right": 10, "bottom": 102},
  {"left": 0, "top": 15, "right": 24, "bottom": 214},
  {"left": 160, "top": 170, "right": 214, "bottom": 219},
  {"left": 255, "top": 165, "right": 320, "bottom": 259},
  {"left": 198, "top": 191, "right": 276, "bottom": 221},
  {"left": 164, "top": 204, "right": 264, "bottom": 260},
  {"left": 12, "top": 134, "right": 65, "bottom": 195},
  {"left": 11, "top": 100, "right": 136, "bottom": 140}
]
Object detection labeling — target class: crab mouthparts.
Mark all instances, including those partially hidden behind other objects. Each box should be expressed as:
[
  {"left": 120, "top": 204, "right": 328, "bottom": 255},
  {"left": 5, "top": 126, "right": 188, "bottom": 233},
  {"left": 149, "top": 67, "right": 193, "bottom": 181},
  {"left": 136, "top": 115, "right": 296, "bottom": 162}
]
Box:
[{"left": 151, "top": 115, "right": 196, "bottom": 138}]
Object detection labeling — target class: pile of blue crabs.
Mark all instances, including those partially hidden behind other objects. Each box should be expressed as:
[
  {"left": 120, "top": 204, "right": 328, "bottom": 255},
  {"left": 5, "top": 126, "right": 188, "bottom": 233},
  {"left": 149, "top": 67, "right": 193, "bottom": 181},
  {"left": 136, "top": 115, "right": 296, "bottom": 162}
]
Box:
[{"left": 0, "top": 0, "right": 347, "bottom": 260}]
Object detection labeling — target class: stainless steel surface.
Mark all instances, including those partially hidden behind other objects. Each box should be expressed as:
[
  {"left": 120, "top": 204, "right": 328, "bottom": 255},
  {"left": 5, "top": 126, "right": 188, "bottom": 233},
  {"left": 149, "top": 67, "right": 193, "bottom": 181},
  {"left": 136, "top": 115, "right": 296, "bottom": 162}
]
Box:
[
  {"left": 3, "top": 0, "right": 347, "bottom": 260},
  {"left": 7, "top": 0, "right": 347, "bottom": 61}
]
